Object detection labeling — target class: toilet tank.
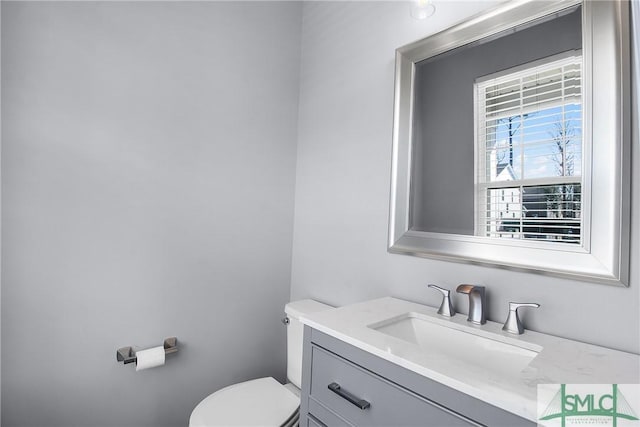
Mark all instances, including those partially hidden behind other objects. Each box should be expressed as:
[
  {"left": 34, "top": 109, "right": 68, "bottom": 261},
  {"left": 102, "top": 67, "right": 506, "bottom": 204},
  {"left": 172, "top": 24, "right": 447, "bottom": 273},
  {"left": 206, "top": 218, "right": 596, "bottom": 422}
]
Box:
[{"left": 284, "top": 300, "right": 333, "bottom": 388}]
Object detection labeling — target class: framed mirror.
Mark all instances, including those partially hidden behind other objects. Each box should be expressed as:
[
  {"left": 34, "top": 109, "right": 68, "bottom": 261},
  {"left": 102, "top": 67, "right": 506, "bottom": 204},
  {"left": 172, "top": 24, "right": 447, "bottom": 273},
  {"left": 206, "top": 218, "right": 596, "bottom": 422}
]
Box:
[{"left": 388, "top": 0, "right": 631, "bottom": 285}]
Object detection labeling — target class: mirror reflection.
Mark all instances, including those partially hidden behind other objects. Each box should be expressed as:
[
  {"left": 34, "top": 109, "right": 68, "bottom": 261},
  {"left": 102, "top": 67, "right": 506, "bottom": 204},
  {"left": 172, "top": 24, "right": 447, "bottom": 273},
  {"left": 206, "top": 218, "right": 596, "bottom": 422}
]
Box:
[{"left": 410, "top": 6, "right": 583, "bottom": 244}]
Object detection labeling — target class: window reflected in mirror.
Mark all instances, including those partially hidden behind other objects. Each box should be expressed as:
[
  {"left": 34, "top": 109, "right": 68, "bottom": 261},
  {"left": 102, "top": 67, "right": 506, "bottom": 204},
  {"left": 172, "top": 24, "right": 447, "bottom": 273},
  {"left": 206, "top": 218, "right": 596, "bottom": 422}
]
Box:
[{"left": 475, "top": 53, "right": 583, "bottom": 244}]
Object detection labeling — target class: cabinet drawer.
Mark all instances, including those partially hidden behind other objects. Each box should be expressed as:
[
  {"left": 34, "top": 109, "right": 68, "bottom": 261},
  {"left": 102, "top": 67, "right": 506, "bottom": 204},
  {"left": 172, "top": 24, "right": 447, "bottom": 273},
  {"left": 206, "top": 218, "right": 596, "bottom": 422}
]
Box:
[
  {"left": 308, "top": 398, "right": 352, "bottom": 427},
  {"left": 310, "top": 345, "right": 479, "bottom": 426},
  {"left": 307, "top": 414, "right": 326, "bottom": 427}
]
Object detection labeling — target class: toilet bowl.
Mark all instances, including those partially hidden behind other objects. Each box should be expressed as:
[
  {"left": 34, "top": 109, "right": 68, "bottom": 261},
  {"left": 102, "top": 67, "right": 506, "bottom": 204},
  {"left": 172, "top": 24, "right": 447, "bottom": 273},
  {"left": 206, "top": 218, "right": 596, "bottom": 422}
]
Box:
[
  {"left": 188, "top": 377, "right": 300, "bottom": 427},
  {"left": 189, "top": 300, "right": 333, "bottom": 427}
]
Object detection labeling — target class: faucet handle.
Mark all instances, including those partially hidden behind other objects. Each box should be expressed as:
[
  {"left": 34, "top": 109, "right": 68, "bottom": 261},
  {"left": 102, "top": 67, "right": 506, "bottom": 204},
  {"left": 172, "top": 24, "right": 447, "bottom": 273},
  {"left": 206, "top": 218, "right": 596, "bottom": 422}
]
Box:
[
  {"left": 428, "top": 284, "right": 449, "bottom": 295},
  {"left": 502, "top": 302, "right": 540, "bottom": 335},
  {"left": 427, "top": 284, "right": 455, "bottom": 317}
]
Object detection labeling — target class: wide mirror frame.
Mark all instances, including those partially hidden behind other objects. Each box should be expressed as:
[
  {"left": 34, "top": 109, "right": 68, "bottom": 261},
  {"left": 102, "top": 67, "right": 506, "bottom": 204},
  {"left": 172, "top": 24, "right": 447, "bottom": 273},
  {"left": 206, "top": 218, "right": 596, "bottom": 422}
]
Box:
[{"left": 389, "top": 0, "right": 631, "bottom": 286}]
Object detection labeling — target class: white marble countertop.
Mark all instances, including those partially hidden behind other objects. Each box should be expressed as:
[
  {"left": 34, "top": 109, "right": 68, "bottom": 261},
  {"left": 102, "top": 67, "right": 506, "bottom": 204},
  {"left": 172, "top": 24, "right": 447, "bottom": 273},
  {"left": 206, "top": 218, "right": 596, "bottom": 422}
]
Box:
[{"left": 300, "top": 297, "right": 640, "bottom": 422}]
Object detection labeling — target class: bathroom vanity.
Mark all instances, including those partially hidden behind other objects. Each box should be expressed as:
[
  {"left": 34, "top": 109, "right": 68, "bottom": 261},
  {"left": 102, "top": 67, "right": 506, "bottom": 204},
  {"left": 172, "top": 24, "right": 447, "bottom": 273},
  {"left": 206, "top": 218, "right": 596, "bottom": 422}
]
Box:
[{"left": 299, "top": 298, "right": 640, "bottom": 426}]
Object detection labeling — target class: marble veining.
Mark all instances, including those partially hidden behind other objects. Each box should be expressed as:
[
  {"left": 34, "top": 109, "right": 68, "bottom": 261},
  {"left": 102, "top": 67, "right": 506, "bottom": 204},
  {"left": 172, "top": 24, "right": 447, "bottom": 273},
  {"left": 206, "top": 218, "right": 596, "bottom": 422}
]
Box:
[{"left": 300, "top": 297, "right": 640, "bottom": 421}]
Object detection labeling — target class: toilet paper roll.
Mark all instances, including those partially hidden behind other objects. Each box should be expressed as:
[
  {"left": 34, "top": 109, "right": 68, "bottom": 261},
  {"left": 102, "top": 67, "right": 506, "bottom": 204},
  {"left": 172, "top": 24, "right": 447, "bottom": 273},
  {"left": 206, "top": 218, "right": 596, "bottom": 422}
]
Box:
[{"left": 135, "top": 346, "right": 165, "bottom": 371}]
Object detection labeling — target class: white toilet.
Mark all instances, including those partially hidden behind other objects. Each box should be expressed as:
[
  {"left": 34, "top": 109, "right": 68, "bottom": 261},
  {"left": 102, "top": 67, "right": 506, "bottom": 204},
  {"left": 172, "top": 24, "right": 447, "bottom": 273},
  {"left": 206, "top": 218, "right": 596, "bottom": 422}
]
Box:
[{"left": 189, "top": 300, "right": 333, "bottom": 427}]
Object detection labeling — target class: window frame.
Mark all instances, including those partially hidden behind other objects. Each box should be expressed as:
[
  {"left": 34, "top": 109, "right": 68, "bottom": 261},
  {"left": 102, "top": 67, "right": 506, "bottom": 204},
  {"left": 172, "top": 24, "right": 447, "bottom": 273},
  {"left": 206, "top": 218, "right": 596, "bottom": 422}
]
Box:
[{"left": 473, "top": 52, "right": 589, "bottom": 246}]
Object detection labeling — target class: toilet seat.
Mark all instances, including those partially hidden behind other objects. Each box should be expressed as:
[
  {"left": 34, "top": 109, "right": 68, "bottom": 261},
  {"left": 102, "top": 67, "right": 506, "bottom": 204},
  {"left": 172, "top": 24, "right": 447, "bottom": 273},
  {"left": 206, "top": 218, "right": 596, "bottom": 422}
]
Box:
[{"left": 189, "top": 377, "right": 300, "bottom": 427}]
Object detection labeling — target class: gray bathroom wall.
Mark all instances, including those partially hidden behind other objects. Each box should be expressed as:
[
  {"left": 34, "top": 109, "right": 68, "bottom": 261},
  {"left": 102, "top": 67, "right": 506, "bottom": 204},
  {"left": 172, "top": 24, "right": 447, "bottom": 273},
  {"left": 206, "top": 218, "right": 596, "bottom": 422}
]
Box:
[
  {"left": 290, "top": 1, "right": 640, "bottom": 355},
  {"left": 1, "top": 2, "right": 302, "bottom": 426}
]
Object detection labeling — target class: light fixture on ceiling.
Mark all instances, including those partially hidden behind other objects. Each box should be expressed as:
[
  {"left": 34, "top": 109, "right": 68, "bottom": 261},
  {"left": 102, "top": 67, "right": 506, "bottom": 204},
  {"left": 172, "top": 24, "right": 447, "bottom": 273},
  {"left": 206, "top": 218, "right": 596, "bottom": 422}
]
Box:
[{"left": 411, "top": 0, "right": 436, "bottom": 20}]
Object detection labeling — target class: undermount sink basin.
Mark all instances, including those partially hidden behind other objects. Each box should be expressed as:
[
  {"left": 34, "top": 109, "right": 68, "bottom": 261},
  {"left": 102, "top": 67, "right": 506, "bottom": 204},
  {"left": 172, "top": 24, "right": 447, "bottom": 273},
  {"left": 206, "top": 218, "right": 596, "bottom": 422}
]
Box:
[{"left": 369, "top": 312, "right": 542, "bottom": 376}]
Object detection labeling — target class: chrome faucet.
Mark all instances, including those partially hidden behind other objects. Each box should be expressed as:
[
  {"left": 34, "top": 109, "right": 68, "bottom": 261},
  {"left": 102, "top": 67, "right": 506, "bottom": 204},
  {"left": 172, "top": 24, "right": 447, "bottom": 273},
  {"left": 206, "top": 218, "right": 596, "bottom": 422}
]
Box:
[
  {"left": 456, "top": 284, "right": 486, "bottom": 325},
  {"left": 427, "top": 284, "right": 455, "bottom": 317},
  {"left": 502, "top": 302, "right": 540, "bottom": 335}
]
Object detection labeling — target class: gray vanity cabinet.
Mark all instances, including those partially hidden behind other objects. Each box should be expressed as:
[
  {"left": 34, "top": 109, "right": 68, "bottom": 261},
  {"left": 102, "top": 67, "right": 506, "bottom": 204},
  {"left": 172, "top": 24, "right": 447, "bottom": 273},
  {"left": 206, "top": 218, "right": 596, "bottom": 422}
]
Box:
[{"left": 300, "top": 326, "right": 535, "bottom": 427}]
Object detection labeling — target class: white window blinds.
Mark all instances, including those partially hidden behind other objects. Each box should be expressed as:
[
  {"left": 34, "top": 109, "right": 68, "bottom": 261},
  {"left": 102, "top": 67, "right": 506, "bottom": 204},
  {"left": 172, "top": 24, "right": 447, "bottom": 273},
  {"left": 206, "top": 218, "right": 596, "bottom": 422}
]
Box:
[{"left": 475, "top": 53, "right": 583, "bottom": 243}]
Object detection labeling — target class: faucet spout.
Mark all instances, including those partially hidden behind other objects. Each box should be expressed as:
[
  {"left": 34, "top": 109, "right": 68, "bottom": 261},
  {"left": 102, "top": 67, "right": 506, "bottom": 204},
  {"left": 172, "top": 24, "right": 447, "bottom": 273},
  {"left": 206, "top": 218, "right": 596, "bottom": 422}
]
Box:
[{"left": 456, "top": 284, "right": 486, "bottom": 325}]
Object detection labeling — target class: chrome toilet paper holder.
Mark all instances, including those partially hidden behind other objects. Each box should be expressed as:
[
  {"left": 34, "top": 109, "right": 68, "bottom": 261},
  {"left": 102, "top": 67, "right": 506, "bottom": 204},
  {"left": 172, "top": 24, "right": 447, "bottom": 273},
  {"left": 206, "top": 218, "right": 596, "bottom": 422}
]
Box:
[{"left": 116, "top": 337, "right": 178, "bottom": 365}]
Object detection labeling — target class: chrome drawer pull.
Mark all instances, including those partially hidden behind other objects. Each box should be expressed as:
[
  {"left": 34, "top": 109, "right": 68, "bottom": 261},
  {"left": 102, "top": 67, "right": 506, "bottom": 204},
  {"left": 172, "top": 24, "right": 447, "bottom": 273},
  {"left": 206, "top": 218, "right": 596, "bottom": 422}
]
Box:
[{"left": 328, "top": 382, "right": 371, "bottom": 410}]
